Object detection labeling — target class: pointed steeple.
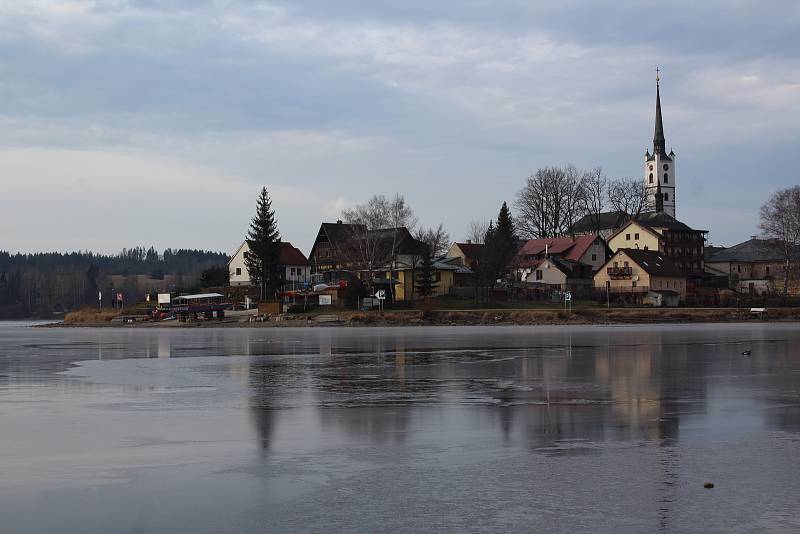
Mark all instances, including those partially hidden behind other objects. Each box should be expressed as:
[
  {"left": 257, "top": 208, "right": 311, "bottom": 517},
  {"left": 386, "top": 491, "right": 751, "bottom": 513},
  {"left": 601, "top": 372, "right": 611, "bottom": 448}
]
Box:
[{"left": 653, "top": 69, "right": 666, "bottom": 156}]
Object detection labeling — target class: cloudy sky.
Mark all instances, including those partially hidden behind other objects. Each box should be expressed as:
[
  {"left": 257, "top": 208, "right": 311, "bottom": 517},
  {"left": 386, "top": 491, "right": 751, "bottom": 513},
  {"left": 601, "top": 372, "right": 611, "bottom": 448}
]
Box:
[{"left": 1, "top": 0, "right": 798, "bottom": 255}]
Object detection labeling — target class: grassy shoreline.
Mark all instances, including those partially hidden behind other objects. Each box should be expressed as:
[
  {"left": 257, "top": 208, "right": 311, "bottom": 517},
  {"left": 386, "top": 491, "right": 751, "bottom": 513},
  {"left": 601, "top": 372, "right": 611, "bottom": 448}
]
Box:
[{"left": 51, "top": 306, "right": 800, "bottom": 328}]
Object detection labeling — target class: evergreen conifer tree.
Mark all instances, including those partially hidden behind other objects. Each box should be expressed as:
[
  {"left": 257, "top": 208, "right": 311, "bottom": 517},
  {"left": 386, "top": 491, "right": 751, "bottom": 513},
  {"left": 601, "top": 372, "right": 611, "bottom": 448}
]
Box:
[
  {"left": 416, "top": 247, "right": 438, "bottom": 299},
  {"left": 244, "top": 187, "right": 282, "bottom": 301}
]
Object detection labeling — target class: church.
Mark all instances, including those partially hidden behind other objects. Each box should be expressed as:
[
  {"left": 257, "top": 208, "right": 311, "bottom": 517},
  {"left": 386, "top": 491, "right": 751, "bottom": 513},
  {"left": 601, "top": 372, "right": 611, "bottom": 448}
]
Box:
[{"left": 572, "top": 72, "right": 707, "bottom": 276}]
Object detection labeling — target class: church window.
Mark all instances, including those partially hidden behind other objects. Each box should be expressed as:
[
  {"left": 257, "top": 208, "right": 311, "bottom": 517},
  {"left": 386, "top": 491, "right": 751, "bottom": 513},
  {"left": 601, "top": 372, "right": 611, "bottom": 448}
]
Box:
[
  {"left": 663, "top": 173, "right": 669, "bottom": 183},
  {"left": 649, "top": 173, "right": 653, "bottom": 183},
  {"left": 663, "top": 164, "right": 669, "bottom": 171},
  {"left": 664, "top": 193, "right": 669, "bottom": 201}
]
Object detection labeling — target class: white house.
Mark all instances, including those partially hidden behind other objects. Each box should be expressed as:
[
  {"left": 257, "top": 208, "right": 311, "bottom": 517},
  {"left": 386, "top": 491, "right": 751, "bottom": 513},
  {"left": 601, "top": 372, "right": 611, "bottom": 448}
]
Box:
[{"left": 229, "top": 241, "right": 311, "bottom": 287}]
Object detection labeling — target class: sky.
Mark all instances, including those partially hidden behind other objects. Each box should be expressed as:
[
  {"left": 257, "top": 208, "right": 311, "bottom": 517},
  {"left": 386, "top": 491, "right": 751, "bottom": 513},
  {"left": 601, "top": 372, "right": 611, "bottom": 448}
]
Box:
[{"left": 1, "top": 0, "right": 798, "bottom": 255}]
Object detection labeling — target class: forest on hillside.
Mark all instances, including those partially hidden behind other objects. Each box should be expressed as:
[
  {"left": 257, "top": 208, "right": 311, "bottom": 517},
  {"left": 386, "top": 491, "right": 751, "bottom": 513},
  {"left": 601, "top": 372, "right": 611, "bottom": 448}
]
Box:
[{"left": 0, "top": 247, "right": 229, "bottom": 318}]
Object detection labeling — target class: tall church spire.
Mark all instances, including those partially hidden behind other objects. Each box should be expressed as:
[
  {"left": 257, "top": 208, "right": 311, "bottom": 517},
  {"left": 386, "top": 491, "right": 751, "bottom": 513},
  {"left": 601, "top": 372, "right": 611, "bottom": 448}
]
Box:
[{"left": 653, "top": 68, "right": 666, "bottom": 156}]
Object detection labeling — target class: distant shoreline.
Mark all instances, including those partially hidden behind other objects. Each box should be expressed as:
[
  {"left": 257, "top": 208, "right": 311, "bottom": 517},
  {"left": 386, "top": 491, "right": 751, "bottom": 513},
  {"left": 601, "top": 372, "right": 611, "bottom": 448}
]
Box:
[{"left": 46, "top": 307, "right": 800, "bottom": 328}]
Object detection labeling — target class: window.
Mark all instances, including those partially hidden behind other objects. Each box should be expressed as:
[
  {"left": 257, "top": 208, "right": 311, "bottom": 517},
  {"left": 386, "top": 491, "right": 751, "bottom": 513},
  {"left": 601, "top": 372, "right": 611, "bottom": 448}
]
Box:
[
  {"left": 663, "top": 164, "right": 669, "bottom": 171},
  {"left": 591, "top": 254, "right": 597, "bottom": 261},
  {"left": 536, "top": 270, "right": 543, "bottom": 280},
  {"left": 235, "top": 267, "right": 242, "bottom": 276},
  {"left": 635, "top": 233, "right": 639, "bottom": 240},
  {"left": 664, "top": 192, "right": 669, "bottom": 201},
  {"left": 649, "top": 173, "right": 653, "bottom": 183},
  {"left": 290, "top": 267, "right": 295, "bottom": 276},
  {"left": 624, "top": 261, "right": 629, "bottom": 268},
  {"left": 737, "top": 265, "right": 741, "bottom": 273},
  {"left": 632, "top": 281, "right": 637, "bottom": 287},
  {"left": 663, "top": 173, "right": 669, "bottom": 183},
  {"left": 766, "top": 266, "right": 770, "bottom": 275},
  {"left": 613, "top": 262, "right": 618, "bottom": 268},
  {"left": 626, "top": 234, "right": 631, "bottom": 241}
]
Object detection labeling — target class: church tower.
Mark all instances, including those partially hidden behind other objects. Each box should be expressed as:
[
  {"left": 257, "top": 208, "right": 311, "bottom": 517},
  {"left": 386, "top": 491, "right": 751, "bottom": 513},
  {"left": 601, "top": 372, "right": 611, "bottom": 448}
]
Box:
[{"left": 644, "top": 70, "right": 676, "bottom": 217}]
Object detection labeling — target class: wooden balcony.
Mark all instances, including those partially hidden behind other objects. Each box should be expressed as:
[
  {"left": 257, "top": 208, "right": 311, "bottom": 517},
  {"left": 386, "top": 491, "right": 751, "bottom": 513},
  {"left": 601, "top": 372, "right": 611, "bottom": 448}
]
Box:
[{"left": 606, "top": 266, "right": 633, "bottom": 279}]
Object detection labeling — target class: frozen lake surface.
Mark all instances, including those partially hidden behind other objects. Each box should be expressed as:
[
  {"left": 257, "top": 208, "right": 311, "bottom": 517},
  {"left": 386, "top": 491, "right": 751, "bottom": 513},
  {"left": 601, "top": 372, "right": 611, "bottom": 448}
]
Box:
[{"left": 1, "top": 322, "right": 799, "bottom": 533}]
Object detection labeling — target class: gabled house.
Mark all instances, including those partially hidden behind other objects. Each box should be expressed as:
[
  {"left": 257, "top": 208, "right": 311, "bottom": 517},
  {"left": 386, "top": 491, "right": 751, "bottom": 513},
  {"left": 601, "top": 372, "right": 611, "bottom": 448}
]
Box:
[
  {"left": 606, "top": 212, "right": 707, "bottom": 275},
  {"left": 519, "top": 257, "right": 593, "bottom": 289},
  {"left": 705, "top": 238, "right": 800, "bottom": 296},
  {"left": 594, "top": 248, "right": 687, "bottom": 306},
  {"left": 228, "top": 241, "right": 311, "bottom": 287},
  {"left": 308, "top": 222, "right": 429, "bottom": 285},
  {"left": 446, "top": 241, "right": 485, "bottom": 270},
  {"left": 516, "top": 234, "right": 609, "bottom": 273}
]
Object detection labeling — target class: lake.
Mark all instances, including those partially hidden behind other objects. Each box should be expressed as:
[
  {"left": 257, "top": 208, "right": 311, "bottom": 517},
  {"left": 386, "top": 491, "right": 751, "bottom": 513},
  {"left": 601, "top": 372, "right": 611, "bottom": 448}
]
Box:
[{"left": 1, "top": 322, "right": 799, "bottom": 533}]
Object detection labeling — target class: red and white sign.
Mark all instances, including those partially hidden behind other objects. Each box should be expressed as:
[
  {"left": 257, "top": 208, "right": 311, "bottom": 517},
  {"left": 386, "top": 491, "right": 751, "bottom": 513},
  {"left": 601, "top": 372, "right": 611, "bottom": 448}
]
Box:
[{"left": 116, "top": 292, "right": 123, "bottom": 301}]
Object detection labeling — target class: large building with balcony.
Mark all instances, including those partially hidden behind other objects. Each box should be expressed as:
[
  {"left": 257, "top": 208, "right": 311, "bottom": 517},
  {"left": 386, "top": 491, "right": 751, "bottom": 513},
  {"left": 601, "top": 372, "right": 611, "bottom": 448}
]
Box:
[
  {"left": 606, "top": 212, "right": 707, "bottom": 275},
  {"left": 594, "top": 248, "right": 687, "bottom": 306}
]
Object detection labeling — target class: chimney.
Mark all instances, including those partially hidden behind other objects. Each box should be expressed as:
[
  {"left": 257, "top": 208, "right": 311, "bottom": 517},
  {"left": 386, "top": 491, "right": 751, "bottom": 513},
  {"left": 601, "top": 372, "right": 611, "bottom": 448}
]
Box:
[
  {"left": 466, "top": 239, "right": 472, "bottom": 244},
  {"left": 337, "top": 219, "right": 343, "bottom": 224}
]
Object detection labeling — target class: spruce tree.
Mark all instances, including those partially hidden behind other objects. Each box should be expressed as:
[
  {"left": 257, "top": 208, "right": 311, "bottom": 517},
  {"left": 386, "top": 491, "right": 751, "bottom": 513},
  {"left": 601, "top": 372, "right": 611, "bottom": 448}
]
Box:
[
  {"left": 245, "top": 187, "right": 282, "bottom": 301},
  {"left": 416, "top": 247, "right": 438, "bottom": 299}
]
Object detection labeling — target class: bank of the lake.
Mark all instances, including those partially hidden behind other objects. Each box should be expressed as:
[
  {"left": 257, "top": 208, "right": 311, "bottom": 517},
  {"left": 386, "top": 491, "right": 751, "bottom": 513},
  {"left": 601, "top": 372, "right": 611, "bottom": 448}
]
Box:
[{"left": 50, "top": 306, "right": 800, "bottom": 328}]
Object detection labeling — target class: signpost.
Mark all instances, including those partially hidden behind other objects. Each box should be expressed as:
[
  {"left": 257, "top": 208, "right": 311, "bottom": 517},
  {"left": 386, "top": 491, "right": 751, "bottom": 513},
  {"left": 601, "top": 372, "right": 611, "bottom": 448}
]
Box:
[
  {"left": 98, "top": 291, "right": 102, "bottom": 310},
  {"left": 319, "top": 295, "right": 332, "bottom": 306},
  {"left": 375, "top": 290, "right": 386, "bottom": 313},
  {"left": 564, "top": 291, "right": 572, "bottom": 313}
]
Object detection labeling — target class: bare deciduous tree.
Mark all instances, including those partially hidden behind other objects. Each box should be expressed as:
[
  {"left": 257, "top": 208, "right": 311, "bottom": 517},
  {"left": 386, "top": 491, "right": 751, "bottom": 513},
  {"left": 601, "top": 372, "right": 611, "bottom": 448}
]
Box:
[
  {"left": 607, "top": 177, "right": 649, "bottom": 220},
  {"left": 467, "top": 220, "right": 489, "bottom": 244},
  {"left": 515, "top": 165, "right": 586, "bottom": 239},
  {"left": 341, "top": 193, "right": 418, "bottom": 298},
  {"left": 759, "top": 185, "right": 800, "bottom": 296},
  {"left": 578, "top": 167, "right": 607, "bottom": 235},
  {"left": 415, "top": 223, "right": 450, "bottom": 258}
]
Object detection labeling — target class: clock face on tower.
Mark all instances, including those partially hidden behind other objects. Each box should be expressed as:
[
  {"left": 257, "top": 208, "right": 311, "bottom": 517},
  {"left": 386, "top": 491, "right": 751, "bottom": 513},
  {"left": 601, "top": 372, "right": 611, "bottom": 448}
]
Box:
[
  {"left": 663, "top": 164, "right": 669, "bottom": 171},
  {"left": 649, "top": 165, "right": 653, "bottom": 171}
]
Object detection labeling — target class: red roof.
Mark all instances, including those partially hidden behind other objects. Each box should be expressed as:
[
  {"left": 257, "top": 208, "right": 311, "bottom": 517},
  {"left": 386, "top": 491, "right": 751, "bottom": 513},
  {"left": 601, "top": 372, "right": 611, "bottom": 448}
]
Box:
[
  {"left": 454, "top": 242, "right": 484, "bottom": 260},
  {"left": 517, "top": 235, "right": 600, "bottom": 262},
  {"left": 564, "top": 234, "right": 599, "bottom": 261},
  {"left": 279, "top": 242, "right": 310, "bottom": 266}
]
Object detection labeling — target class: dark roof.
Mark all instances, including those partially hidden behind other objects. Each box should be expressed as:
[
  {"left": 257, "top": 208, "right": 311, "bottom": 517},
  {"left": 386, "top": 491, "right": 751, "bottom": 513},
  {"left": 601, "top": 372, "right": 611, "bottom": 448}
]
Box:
[
  {"left": 320, "top": 222, "right": 366, "bottom": 246},
  {"left": 619, "top": 248, "right": 685, "bottom": 278},
  {"left": 549, "top": 257, "right": 590, "bottom": 278},
  {"left": 634, "top": 211, "right": 698, "bottom": 232},
  {"left": 704, "top": 246, "right": 727, "bottom": 261},
  {"left": 242, "top": 241, "right": 310, "bottom": 266},
  {"left": 278, "top": 242, "right": 310, "bottom": 266},
  {"left": 707, "top": 238, "right": 800, "bottom": 263},
  {"left": 453, "top": 242, "right": 485, "bottom": 260},
  {"left": 571, "top": 211, "right": 629, "bottom": 233}
]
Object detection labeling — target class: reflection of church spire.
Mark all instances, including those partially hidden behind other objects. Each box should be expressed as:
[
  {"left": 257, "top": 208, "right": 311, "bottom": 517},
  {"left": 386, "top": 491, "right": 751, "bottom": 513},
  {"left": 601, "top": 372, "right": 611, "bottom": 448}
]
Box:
[{"left": 653, "top": 68, "right": 666, "bottom": 156}]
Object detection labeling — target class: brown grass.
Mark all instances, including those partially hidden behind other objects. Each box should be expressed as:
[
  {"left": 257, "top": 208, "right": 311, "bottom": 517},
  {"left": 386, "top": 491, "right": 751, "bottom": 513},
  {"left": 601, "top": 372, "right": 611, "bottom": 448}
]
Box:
[{"left": 63, "top": 309, "right": 121, "bottom": 324}]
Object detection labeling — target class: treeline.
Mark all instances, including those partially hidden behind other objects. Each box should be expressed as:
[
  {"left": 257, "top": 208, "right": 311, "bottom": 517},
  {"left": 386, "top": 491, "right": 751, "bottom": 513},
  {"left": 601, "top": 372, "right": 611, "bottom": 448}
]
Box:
[{"left": 0, "top": 248, "right": 228, "bottom": 318}]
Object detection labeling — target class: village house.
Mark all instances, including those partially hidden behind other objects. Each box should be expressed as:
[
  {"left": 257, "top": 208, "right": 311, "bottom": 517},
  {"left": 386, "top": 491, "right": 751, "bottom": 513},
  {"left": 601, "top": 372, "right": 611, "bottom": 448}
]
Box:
[
  {"left": 705, "top": 238, "right": 800, "bottom": 296},
  {"left": 594, "top": 248, "right": 687, "bottom": 306},
  {"left": 606, "top": 212, "right": 706, "bottom": 275},
  {"left": 516, "top": 234, "right": 609, "bottom": 273},
  {"left": 228, "top": 241, "right": 311, "bottom": 288},
  {"left": 518, "top": 257, "right": 594, "bottom": 290},
  {"left": 446, "top": 241, "right": 484, "bottom": 270}
]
